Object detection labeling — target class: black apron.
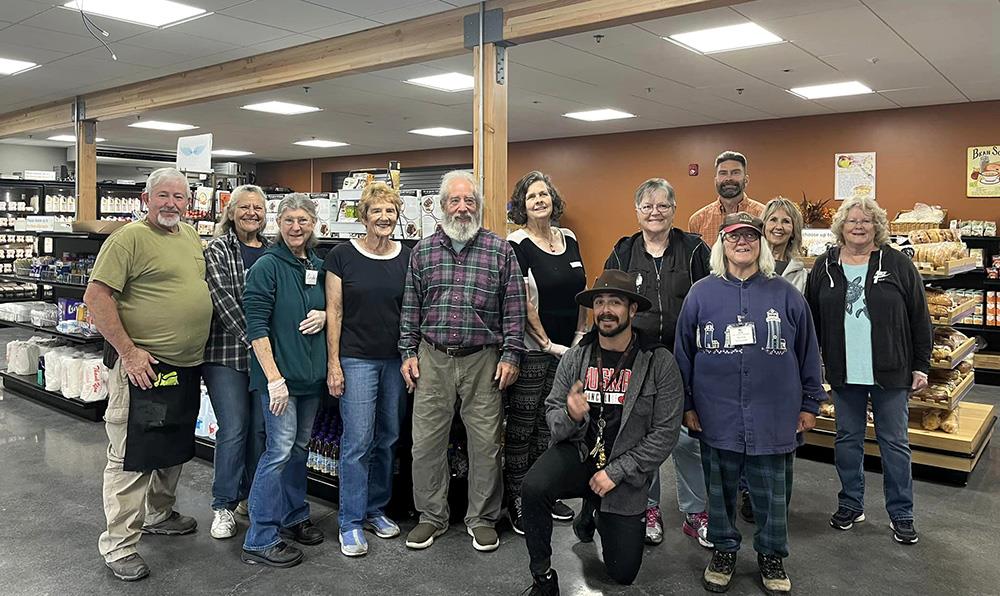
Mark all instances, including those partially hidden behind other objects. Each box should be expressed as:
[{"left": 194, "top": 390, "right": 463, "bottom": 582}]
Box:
[{"left": 123, "top": 363, "right": 202, "bottom": 473}]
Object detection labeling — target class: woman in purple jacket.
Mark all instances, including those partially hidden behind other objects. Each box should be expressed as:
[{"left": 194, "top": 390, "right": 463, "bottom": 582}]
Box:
[{"left": 674, "top": 212, "right": 826, "bottom": 596}]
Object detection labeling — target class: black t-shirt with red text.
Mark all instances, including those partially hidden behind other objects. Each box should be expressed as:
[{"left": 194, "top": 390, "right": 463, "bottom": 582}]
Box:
[{"left": 583, "top": 347, "right": 637, "bottom": 460}]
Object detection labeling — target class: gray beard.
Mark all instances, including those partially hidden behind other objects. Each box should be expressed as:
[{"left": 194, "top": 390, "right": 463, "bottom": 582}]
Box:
[
  {"left": 441, "top": 213, "right": 481, "bottom": 243},
  {"left": 155, "top": 213, "right": 181, "bottom": 229}
]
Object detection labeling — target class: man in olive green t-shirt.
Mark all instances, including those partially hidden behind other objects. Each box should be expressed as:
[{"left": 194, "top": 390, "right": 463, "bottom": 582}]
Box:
[{"left": 84, "top": 167, "right": 213, "bottom": 582}]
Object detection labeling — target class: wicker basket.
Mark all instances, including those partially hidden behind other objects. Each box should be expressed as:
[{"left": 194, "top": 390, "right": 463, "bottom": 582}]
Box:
[{"left": 890, "top": 209, "right": 948, "bottom": 234}]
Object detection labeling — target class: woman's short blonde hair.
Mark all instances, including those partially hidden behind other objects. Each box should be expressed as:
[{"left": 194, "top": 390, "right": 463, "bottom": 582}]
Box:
[
  {"left": 359, "top": 182, "right": 403, "bottom": 223},
  {"left": 709, "top": 233, "right": 776, "bottom": 278},
  {"left": 762, "top": 197, "right": 804, "bottom": 260},
  {"left": 831, "top": 197, "right": 889, "bottom": 247}
]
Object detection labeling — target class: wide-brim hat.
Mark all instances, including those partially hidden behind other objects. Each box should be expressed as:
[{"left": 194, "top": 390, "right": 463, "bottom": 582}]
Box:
[
  {"left": 719, "top": 211, "right": 764, "bottom": 236},
  {"left": 575, "top": 270, "right": 652, "bottom": 312}
]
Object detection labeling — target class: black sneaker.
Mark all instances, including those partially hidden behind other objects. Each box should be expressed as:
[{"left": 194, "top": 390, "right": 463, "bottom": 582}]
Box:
[
  {"left": 739, "top": 490, "right": 755, "bottom": 524},
  {"left": 572, "top": 499, "right": 596, "bottom": 543},
  {"left": 279, "top": 519, "right": 324, "bottom": 545},
  {"left": 510, "top": 497, "right": 525, "bottom": 536},
  {"left": 758, "top": 553, "right": 791, "bottom": 595},
  {"left": 523, "top": 569, "right": 559, "bottom": 596},
  {"left": 551, "top": 500, "right": 575, "bottom": 521},
  {"left": 703, "top": 550, "right": 737, "bottom": 593},
  {"left": 890, "top": 519, "right": 919, "bottom": 545},
  {"left": 829, "top": 507, "right": 865, "bottom": 531},
  {"left": 241, "top": 541, "right": 304, "bottom": 568}
]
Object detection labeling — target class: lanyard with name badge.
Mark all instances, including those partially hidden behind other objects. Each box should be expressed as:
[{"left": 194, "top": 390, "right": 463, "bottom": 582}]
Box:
[{"left": 589, "top": 336, "right": 636, "bottom": 469}]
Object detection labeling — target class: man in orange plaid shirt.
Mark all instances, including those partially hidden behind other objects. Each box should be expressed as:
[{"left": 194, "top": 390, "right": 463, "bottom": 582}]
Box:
[{"left": 688, "top": 151, "right": 764, "bottom": 247}]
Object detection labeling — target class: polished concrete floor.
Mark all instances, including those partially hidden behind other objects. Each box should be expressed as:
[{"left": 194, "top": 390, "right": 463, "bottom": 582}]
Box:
[{"left": 0, "top": 343, "right": 997, "bottom": 594}]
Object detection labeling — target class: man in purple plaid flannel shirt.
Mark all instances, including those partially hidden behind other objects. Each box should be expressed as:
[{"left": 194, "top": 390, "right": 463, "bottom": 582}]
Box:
[{"left": 399, "top": 170, "right": 526, "bottom": 553}]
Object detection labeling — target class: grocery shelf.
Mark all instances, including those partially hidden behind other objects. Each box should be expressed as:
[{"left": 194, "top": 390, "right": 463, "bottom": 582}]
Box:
[
  {"left": 0, "top": 275, "right": 88, "bottom": 291},
  {"left": 0, "top": 369, "right": 106, "bottom": 422},
  {"left": 0, "top": 319, "right": 102, "bottom": 344},
  {"left": 802, "top": 401, "right": 996, "bottom": 485}
]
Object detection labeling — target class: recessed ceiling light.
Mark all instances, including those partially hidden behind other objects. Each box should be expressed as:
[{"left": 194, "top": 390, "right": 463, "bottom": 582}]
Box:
[
  {"left": 61, "top": 0, "right": 209, "bottom": 28},
  {"left": 128, "top": 120, "right": 198, "bottom": 131},
  {"left": 405, "top": 73, "right": 475, "bottom": 92},
  {"left": 0, "top": 57, "right": 38, "bottom": 75},
  {"left": 789, "top": 81, "right": 874, "bottom": 99},
  {"left": 240, "top": 101, "right": 322, "bottom": 115},
  {"left": 294, "top": 139, "right": 349, "bottom": 148},
  {"left": 408, "top": 127, "right": 471, "bottom": 137},
  {"left": 47, "top": 135, "right": 106, "bottom": 142},
  {"left": 666, "top": 22, "right": 783, "bottom": 54},
  {"left": 563, "top": 109, "right": 636, "bottom": 122},
  {"left": 212, "top": 149, "right": 253, "bottom": 157}
]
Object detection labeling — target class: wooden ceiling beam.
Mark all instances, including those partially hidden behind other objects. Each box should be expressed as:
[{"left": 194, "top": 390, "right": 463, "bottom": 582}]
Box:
[{"left": 0, "top": 0, "right": 743, "bottom": 137}]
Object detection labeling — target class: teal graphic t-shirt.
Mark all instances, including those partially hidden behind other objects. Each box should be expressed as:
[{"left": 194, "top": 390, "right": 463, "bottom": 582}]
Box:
[{"left": 842, "top": 262, "right": 873, "bottom": 385}]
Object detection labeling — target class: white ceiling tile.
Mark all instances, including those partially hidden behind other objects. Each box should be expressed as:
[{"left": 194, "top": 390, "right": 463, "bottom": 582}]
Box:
[
  {"left": 303, "top": 17, "right": 379, "bottom": 39},
  {"left": 78, "top": 43, "right": 189, "bottom": 69},
  {"left": 696, "top": 81, "right": 834, "bottom": 118},
  {"left": 811, "top": 92, "right": 899, "bottom": 112},
  {"left": 305, "top": 1, "right": 434, "bottom": 19},
  {"left": 710, "top": 42, "right": 839, "bottom": 87},
  {"left": 220, "top": 0, "right": 355, "bottom": 33},
  {"left": 865, "top": 0, "right": 1000, "bottom": 61},
  {"left": 956, "top": 78, "right": 1000, "bottom": 102},
  {"left": 761, "top": 5, "right": 914, "bottom": 62},
  {"left": 167, "top": 13, "right": 294, "bottom": 45},
  {"left": 0, "top": 0, "right": 49, "bottom": 23},
  {"left": 20, "top": 6, "right": 154, "bottom": 40},
  {"left": 367, "top": 1, "right": 453, "bottom": 25},
  {"left": 636, "top": 7, "right": 749, "bottom": 37},
  {"left": 819, "top": 54, "right": 951, "bottom": 92},
  {"left": 121, "top": 30, "right": 241, "bottom": 58},
  {"left": 878, "top": 85, "right": 969, "bottom": 107},
  {"left": 252, "top": 34, "right": 320, "bottom": 53},
  {"left": 0, "top": 23, "right": 101, "bottom": 54},
  {"left": 0, "top": 40, "right": 70, "bottom": 64},
  {"left": 731, "top": 0, "right": 861, "bottom": 22}
]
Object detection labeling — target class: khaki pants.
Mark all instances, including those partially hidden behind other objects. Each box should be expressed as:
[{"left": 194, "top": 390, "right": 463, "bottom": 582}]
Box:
[
  {"left": 97, "top": 360, "right": 183, "bottom": 563},
  {"left": 411, "top": 342, "right": 504, "bottom": 529}
]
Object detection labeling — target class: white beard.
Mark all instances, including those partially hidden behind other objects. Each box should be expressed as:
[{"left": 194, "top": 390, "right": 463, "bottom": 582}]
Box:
[
  {"left": 156, "top": 213, "right": 181, "bottom": 229},
  {"left": 441, "top": 211, "right": 481, "bottom": 243}
]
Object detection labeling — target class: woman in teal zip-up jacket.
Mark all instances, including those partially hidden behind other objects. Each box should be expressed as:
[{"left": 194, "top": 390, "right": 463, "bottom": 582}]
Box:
[{"left": 241, "top": 194, "right": 328, "bottom": 568}]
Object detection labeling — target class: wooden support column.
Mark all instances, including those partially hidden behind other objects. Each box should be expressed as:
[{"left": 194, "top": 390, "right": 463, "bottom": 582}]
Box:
[
  {"left": 75, "top": 119, "right": 97, "bottom": 221},
  {"left": 473, "top": 43, "right": 508, "bottom": 235}
]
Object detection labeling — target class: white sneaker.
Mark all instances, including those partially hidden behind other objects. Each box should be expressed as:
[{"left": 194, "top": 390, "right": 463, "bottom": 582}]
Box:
[
  {"left": 211, "top": 508, "right": 237, "bottom": 539},
  {"left": 234, "top": 500, "right": 249, "bottom": 517}
]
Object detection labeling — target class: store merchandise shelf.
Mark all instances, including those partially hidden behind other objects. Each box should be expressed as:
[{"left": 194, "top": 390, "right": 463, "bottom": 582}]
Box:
[
  {"left": 803, "top": 401, "right": 996, "bottom": 484},
  {"left": 930, "top": 336, "right": 977, "bottom": 369},
  {"left": 193, "top": 436, "right": 339, "bottom": 502},
  {"left": 929, "top": 296, "right": 979, "bottom": 326},
  {"left": 0, "top": 275, "right": 88, "bottom": 291},
  {"left": 0, "top": 369, "right": 106, "bottom": 422},
  {"left": 0, "top": 319, "right": 102, "bottom": 344},
  {"left": 910, "top": 371, "right": 974, "bottom": 410}
]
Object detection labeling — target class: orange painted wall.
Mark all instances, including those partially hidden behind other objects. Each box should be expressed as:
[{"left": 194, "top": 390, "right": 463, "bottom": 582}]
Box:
[{"left": 256, "top": 100, "right": 1000, "bottom": 277}]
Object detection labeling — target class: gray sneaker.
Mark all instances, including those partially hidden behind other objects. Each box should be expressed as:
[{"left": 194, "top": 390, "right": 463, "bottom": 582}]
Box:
[
  {"left": 142, "top": 511, "right": 197, "bottom": 535},
  {"left": 468, "top": 526, "right": 499, "bottom": 552},
  {"left": 405, "top": 522, "right": 447, "bottom": 549},
  {"left": 105, "top": 553, "right": 150, "bottom": 582}
]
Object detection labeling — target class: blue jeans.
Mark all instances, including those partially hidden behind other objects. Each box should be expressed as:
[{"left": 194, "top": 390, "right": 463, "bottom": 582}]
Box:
[
  {"left": 243, "top": 389, "right": 322, "bottom": 551},
  {"left": 833, "top": 385, "right": 914, "bottom": 521},
  {"left": 338, "top": 357, "right": 407, "bottom": 532},
  {"left": 203, "top": 364, "right": 265, "bottom": 511},
  {"left": 648, "top": 427, "right": 707, "bottom": 514}
]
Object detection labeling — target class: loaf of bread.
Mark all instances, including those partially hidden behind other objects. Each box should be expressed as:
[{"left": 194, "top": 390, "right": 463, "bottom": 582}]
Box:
[
  {"left": 819, "top": 402, "right": 836, "bottom": 418},
  {"left": 921, "top": 409, "right": 942, "bottom": 431},
  {"left": 925, "top": 288, "right": 954, "bottom": 307},
  {"left": 939, "top": 409, "right": 960, "bottom": 433},
  {"left": 913, "top": 242, "right": 968, "bottom": 267},
  {"left": 909, "top": 228, "right": 962, "bottom": 244}
]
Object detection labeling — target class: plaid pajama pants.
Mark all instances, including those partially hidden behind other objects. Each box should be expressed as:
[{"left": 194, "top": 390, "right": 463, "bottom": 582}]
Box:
[{"left": 700, "top": 443, "right": 794, "bottom": 557}]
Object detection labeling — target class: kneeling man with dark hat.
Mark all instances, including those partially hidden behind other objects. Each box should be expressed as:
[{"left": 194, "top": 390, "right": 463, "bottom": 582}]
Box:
[{"left": 521, "top": 270, "right": 684, "bottom": 594}]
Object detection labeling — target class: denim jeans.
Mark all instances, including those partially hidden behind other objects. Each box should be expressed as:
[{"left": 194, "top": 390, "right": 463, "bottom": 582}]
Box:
[
  {"left": 243, "top": 389, "right": 322, "bottom": 551},
  {"left": 338, "top": 357, "right": 407, "bottom": 532},
  {"left": 833, "top": 385, "right": 914, "bottom": 521},
  {"left": 647, "top": 427, "right": 707, "bottom": 514},
  {"left": 203, "top": 364, "right": 265, "bottom": 511}
]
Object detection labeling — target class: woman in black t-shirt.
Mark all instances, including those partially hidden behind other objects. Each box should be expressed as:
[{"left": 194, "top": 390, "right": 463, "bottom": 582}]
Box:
[
  {"left": 505, "top": 171, "right": 588, "bottom": 534},
  {"left": 324, "top": 183, "right": 411, "bottom": 557}
]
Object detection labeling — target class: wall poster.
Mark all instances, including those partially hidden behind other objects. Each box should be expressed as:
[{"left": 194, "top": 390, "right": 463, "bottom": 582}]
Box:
[
  {"left": 834, "top": 152, "right": 876, "bottom": 201},
  {"left": 968, "top": 145, "right": 1000, "bottom": 198}
]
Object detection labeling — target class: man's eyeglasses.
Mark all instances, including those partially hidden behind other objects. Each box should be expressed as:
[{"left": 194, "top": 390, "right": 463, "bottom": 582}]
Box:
[
  {"left": 636, "top": 203, "right": 675, "bottom": 215},
  {"left": 723, "top": 231, "right": 760, "bottom": 243}
]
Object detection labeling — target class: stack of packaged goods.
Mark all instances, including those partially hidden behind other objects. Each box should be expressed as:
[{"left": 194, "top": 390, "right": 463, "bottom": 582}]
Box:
[
  {"left": 307, "top": 407, "right": 342, "bottom": 477},
  {"left": 5, "top": 337, "right": 107, "bottom": 402}
]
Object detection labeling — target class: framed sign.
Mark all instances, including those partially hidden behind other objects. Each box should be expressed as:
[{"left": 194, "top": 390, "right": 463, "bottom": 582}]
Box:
[
  {"left": 968, "top": 145, "right": 1000, "bottom": 198},
  {"left": 834, "top": 152, "right": 875, "bottom": 201}
]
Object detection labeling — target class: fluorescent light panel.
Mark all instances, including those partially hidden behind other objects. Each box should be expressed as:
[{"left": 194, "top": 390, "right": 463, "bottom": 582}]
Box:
[
  {"left": 62, "top": 0, "right": 208, "bottom": 28},
  {"left": 405, "top": 72, "right": 475, "bottom": 92},
  {"left": 240, "top": 101, "right": 322, "bottom": 115},
  {"left": 212, "top": 149, "right": 253, "bottom": 157},
  {"left": 294, "top": 140, "right": 348, "bottom": 148},
  {"left": 128, "top": 120, "right": 198, "bottom": 131},
  {"left": 789, "top": 81, "right": 874, "bottom": 99},
  {"left": 667, "top": 22, "right": 783, "bottom": 54},
  {"left": 47, "top": 135, "right": 106, "bottom": 142},
  {"left": 0, "top": 57, "right": 38, "bottom": 75},
  {"left": 408, "top": 127, "right": 471, "bottom": 137},
  {"left": 563, "top": 109, "right": 635, "bottom": 122}
]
